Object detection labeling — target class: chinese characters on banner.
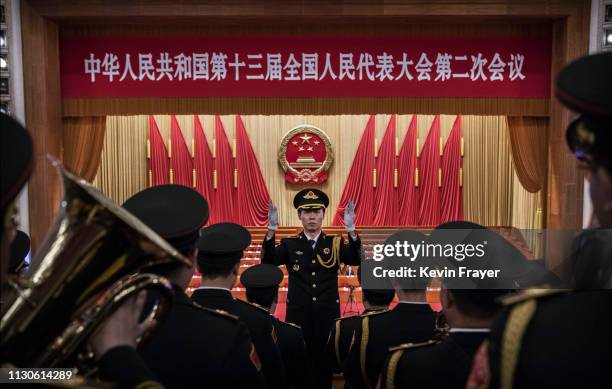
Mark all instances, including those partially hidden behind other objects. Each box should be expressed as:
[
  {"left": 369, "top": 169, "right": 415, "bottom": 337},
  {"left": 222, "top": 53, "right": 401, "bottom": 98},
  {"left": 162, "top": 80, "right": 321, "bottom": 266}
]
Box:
[{"left": 60, "top": 35, "right": 551, "bottom": 98}]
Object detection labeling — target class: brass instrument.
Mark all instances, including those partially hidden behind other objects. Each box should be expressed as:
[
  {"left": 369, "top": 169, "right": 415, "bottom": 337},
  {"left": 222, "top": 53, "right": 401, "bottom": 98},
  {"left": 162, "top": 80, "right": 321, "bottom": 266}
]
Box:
[{"left": 1, "top": 159, "right": 189, "bottom": 368}]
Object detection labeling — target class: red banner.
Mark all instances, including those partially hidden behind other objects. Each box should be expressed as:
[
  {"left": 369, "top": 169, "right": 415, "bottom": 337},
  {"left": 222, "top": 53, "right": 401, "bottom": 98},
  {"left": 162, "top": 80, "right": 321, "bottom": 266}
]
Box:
[{"left": 60, "top": 35, "right": 551, "bottom": 98}]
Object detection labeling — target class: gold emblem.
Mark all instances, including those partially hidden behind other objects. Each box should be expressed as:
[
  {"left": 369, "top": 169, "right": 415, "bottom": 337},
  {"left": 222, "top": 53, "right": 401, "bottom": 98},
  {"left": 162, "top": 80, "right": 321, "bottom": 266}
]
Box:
[
  {"left": 293, "top": 263, "right": 300, "bottom": 271},
  {"left": 303, "top": 191, "right": 319, "bottom": 200},
  {"left": 323, "top": 247, "right": 330, "bottom": 255},
  {"left": 278, "top": 125, "right": 334, "bottom": 184}
]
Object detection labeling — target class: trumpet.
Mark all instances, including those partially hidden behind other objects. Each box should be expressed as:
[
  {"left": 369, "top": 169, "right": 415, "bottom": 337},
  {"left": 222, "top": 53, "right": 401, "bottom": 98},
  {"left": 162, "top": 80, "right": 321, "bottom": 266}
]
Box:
[{"left": 1, "top": 159, "right": 189, "bottom": 369}]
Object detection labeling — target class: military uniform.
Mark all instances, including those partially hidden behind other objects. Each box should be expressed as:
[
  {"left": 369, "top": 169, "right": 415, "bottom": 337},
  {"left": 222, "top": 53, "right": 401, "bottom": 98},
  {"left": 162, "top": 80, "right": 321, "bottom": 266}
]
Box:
[
  {"left": 140, "top": 285, "right": 266, "bottom": 389},
  {"left": 474, "top": 290, "right": 612, "bottom": 389},
  {"left": 262, "top": 189, "right": 362, "bottom": 388},
  {"left": 191, "top": 288, "right": 286, "bottom": 388},
  {"left": 380, "top": 331, "right": 489, "bottom": 389},
  {"left": 196, "top": 223, "right": 287, "bottom": 389},
  {"left": 241, "top": 263, "right": 312, "bottom": 389},
  {"left": 464, "top": 51, "right": 612, "bottom": 389},
  {"left": 271, "top": 316, "right": 312, "bottom": 389},
  {"left": 342, "top": 303, "right": 437, "bottom": 389},
  {"left": 123, "top": 186, "right": 265, "bottom": 389},
  {"left": 326, "top": 311, "right": 379, "bottom": 374},
  {"left": 262, "top": 230, "right": 362, "bottom": 343},
  {"left": 98, "top": 346, "right": 164, "bottom": 389}
]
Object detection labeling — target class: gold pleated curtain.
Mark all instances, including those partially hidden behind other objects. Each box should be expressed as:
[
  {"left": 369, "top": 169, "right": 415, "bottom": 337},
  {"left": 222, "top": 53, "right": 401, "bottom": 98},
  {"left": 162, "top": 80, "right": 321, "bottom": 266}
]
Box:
[
  {"left": 93, "top": 114, "right": 540, "bottom": 229},
  {"left": 63, "top": 116, "right": 106, "bottom": 181}
]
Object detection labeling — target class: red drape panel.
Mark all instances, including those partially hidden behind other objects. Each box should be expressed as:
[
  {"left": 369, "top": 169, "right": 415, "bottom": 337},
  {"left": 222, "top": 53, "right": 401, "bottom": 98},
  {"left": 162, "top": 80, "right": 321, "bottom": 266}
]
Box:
[
  {"left": 148, "top": 115, "right": 169, "bottom": 185},
  {"left": 418, "top": 115, "right": 441, "bottom": 226},
  {"left": 210, "top": 115, "right": 237, "bottom": 224},
  {"left": 333, "top": 115, "right": 375, "bottom": 226},
  {"left": 398, "top": 115, "right": 419, "bottom": 225},
  {"left": 441, "top": 116, "right": 464, "bottom": 223},
  {"left": 194, "top": 115, "right": 215, "bottom": 210},
  {"left": 169, "top": 115, "right": 193, "bottom": 187},
  {"left": 372, "top": 115, "right": 398, "bottom": 226},
  {"left": 236, "top": 115, "right": 271, "bottom": 226}
]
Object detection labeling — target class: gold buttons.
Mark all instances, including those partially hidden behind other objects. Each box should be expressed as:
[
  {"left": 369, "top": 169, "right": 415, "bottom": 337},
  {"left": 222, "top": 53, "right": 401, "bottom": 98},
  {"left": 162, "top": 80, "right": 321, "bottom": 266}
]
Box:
[
  {"left": 312, "top": 284, "right": 317, "bottom": 288},
  {"left": 312, "top": 297, "right": 317, "bottom": 301}
]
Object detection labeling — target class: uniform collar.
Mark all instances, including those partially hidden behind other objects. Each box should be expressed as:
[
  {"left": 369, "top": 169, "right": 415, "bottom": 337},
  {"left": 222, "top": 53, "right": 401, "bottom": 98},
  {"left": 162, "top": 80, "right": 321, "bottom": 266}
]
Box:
[
  {"left": 302, "top": 230, "right": 323, "bottom": 243},
  {"left": 397, "top": 300, "right": 429, "bottom": 305},
  {"left": 195, "top": 286, "right": 233, "bottom": 293},
  {"left": 393, "top": 301, "right": 432, "bottom": 313},
  {"left": 448, "top": 328, "right": 491, "bottom": 333}
]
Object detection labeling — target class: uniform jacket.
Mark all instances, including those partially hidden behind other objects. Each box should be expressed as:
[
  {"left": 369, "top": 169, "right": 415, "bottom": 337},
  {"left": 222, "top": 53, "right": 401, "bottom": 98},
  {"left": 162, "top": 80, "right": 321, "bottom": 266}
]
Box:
[
  {"left": 261, "top": 231, "right": 362, "bottom": 340},
  {"left": 140, "top": 286, "right": 266, "bottom": 389},
  {"left": 271, "top": 316, "right": 312, "bottom": 389},
  {"left": 325, "top": 309, "right": 381, "bottom": 374},
  {"left": 380, "top": 332, "right": 488, "bottom": 389},
  {"left": 486, "top": 290, "right": 612, "bottom": 389},
  {"left": 191, "top": 288, "right": 287, "bottom": 389},
  {"left": 342, "top": 302, "right": 437, "bottom": 389},
  {"left": 98, "top": 346, "right": 163, "bottom": 389}
]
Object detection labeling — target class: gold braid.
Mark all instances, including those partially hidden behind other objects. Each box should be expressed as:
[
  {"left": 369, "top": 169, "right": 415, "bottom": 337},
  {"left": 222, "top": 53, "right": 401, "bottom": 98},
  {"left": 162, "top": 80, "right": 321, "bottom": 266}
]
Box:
[
  {"left": 334, "top": 320, "right": 342, "bottom": 367},
  {"left": 317, "top": 236, "right": 341, "bottom": 268},
  {"left": 500, "top": 300, "right": 537, "bottom": 389},
  {"left": 385, "top": 349, "right": 404, "bottom": 389},
  {"left": 360, "top": 316, "right": 371, "bottom": 388}
]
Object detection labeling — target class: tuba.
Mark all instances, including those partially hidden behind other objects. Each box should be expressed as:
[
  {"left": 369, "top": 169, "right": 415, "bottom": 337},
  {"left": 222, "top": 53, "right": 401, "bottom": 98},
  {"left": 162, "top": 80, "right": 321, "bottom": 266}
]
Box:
[{"left": 0, "top": 159, "right": 189, "bottom": 368}]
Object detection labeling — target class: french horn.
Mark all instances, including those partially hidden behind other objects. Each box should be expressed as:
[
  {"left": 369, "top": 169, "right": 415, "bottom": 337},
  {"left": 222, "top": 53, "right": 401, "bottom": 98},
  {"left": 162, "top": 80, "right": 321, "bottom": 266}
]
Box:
[{"left": 1, "top": 159, "right": 189, "bottom": 369}]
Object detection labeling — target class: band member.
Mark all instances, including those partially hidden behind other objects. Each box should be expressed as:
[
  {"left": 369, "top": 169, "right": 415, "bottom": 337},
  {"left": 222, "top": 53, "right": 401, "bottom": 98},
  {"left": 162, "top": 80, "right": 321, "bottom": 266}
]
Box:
[
  {"left": 466, "top": 52, "right": 612, "bottom": 389},
  {"left": 241, "top": 263, "right": 313, "bottom": 389},
  {"left": 123, "top": 186, "right": 266, "bottom": 388},
  {"left": 193, "top": 223, "right": 287, "bottom": 388}
]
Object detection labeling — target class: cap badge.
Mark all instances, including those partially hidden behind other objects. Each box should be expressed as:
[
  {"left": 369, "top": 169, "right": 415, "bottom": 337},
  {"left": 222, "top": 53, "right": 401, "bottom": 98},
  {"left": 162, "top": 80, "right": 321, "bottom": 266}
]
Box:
[{"left": 303, "top": 191, "right": 319, "bottom": 200}]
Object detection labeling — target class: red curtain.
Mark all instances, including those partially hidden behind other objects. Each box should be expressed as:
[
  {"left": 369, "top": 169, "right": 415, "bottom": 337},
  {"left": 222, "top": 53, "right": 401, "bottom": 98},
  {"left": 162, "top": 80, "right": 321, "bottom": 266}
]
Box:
[
  {"left": 236, "top": 115, "right": 271, "bottom": 226},
  {"left": 333, "top": 115, "right": 375, "bottom": 226},
  {"left": 418, "top": 115, "right": 441, "bottom": 226},
  {"left": 148, "top": 115, "right": 169, "bottom": 185},
  {"left": 441, "top": 116, "right": 464, "bottom": 223},
  {"left": 169, "top": 115, "right": 193, "bottom": 187},
  {"left": 194, "top": 115, "right": 215, "bottom": 211},
  {"left": 372, "top": 115, "right": 398, "bottom": 226},
  {"left": 398, "top": 115, "right": 419, "bottom": 225},
  {"left": 210, "top": 115, "right": 237, "bottom": 224}
]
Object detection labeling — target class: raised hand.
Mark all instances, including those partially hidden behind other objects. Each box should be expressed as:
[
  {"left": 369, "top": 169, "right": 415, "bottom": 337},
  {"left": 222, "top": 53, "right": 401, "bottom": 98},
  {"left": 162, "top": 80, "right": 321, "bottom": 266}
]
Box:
[
  {"left": 268, "top": 200, "right": 278, "bottom": 231},
  {"left": 344, "top": 200, "right": 356, "bottom": 232}
]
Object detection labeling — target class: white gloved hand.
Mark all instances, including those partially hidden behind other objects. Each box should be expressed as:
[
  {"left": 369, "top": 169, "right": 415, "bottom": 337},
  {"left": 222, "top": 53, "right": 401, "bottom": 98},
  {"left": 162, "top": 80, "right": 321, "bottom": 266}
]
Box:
[
  {"left": 268, "top": 200, "right": 278, "bottom": 231},
  {"left": 344, "top": 200, "right": 356, "bottom": 232}
]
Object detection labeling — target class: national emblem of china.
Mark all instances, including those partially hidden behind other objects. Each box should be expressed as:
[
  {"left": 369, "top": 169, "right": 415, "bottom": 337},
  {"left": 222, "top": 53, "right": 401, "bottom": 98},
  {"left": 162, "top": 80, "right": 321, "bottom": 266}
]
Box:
[{"left": 279, "top": 125, "right": 334, "bottom": 184}]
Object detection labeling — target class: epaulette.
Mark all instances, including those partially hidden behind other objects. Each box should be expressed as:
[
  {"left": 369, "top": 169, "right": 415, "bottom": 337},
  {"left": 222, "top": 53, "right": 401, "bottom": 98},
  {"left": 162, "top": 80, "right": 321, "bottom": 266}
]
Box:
[
  {"left": 236, "top": 298, "right": 271, "bottom": 314},
  {"left": 190, "top": 301, "right": 240, "bottom": 321},
  {"left": 385, "top": 341, "right": 437, "bottom": 389},
  {"left": 281, "top": 320, "right": 302, "bottom": 330},
  {"left": 388, "top": 340, "right": 437, "bottom": 353},
  {"left": 361, "top": 308, "right": 388, "bottom": 318},
  {"left": 500, "top": 289, "right": 568, "bottom": 306}
]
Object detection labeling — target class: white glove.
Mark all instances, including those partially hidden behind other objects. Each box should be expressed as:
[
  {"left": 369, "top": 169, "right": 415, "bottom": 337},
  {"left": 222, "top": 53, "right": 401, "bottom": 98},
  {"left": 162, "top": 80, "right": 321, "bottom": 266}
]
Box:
[
  {"left": 344, "top": 200, "right": 356, "bottom": 232},
  {"left": 268, "top": 200, "right": 278, "bottom": 231}
]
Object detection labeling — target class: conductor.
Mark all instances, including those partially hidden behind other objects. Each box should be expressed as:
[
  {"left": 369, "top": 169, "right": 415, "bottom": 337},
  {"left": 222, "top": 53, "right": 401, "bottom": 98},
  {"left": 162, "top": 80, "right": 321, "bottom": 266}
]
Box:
[{"left": 261, "top": 189, "right": 362, "bottom": 388}]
